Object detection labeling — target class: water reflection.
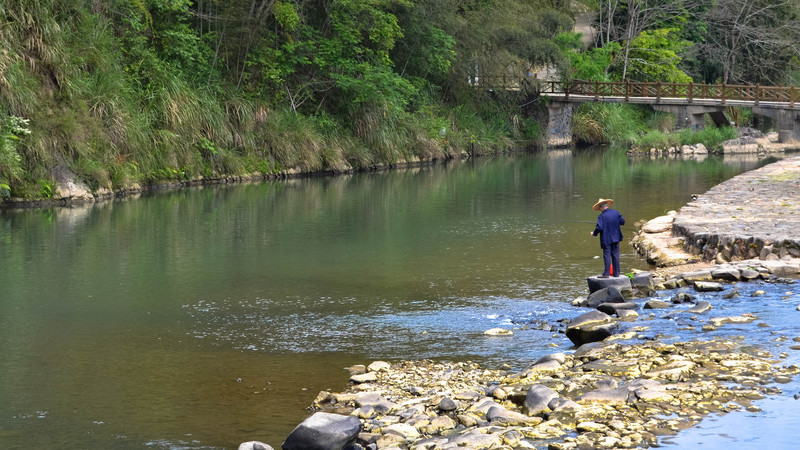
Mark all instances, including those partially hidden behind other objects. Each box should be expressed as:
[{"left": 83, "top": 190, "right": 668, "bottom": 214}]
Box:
[{"left": 0, "top": 149, "right": 794, "bottom": 448}]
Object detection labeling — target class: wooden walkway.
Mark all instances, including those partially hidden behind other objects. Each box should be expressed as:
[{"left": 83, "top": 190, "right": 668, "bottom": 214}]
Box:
[{"left": 541, "top": 80, "right": 800, "bottom": 109}]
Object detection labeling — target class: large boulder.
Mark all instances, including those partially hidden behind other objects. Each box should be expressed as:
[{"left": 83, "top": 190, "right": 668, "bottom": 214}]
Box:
[
  {"left": 565, "top": 310, "right": 618, "bottom": 346},
  {"left": 586, "top": 276, "right": 632, "bottom": 295},
  {"left": 523, "top": 385, "right": 559, "bottom": 416},
  {"left": 282, "top": 412, "right": 362, "bottom": 450},
  {"left": 586, "top": 286, "right": 625, "bottom": 308}
]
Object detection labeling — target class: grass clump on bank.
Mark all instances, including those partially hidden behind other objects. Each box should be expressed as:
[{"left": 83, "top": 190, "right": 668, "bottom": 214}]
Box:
[{"left": 573, "top": 103, "right": 737, "bottom": 152}]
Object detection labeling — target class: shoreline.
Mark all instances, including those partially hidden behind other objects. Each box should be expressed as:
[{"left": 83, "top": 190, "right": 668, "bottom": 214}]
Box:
[{"left": 0, "top": 151, "right": 490, "bottom": 210}]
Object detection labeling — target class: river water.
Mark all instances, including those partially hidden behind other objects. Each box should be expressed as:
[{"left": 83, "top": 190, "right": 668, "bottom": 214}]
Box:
[{"left": 0, "top": 149, "right": 797, "bottom": 449}]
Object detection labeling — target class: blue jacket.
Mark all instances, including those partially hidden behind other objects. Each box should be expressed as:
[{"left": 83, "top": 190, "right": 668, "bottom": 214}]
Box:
[{"left": 593, "top": 208, "right": 625, "bottom": 247}]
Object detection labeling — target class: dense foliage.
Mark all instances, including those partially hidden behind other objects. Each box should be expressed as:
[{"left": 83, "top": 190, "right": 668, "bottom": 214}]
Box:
[{"left": 0, "top": 0, "right": 572, "bottom": 198}]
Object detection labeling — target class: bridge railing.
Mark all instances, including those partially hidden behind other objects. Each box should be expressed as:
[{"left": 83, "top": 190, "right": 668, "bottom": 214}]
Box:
[{"left": 540, "top": 80, "right": 799, "bottom": 106}]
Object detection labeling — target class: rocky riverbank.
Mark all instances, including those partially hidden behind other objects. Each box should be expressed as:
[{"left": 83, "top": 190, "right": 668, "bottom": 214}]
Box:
[{"left": 239, "top": 258, "right": 799, "bottom": 450}]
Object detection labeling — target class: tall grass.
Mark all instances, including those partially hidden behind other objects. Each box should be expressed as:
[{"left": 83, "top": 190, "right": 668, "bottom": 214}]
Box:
[{"left": 573, "top": 103, "right": 647, "bottom": 145}]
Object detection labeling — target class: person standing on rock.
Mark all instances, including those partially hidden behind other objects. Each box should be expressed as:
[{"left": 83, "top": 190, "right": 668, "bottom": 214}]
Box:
[{"left": 589, "top": 198, "right": 625, "bottom": 278}]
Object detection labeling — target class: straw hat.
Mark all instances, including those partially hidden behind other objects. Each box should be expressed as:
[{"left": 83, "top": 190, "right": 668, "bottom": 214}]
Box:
[{"left": 592, "top": 198, "right": 614, "bottom": 210}]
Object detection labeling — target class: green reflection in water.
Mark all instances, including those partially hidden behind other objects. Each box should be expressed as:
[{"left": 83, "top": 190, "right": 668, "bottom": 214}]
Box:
[{"left": 0, "top": 149, "right": 777, "bottom": 448}]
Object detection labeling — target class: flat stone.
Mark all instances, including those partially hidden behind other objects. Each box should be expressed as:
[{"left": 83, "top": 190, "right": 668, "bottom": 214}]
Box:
[
  {"left": 578, "top": 388, "right": 629, "bottom": 404},
  {"left": 740, "top": 269, "right": 761, "bottom": 280},
  {"left": 642, "top": 215, "right": 674, "bottom": 233},
  {"left": 487, "top": 405, "right": 542, "bottom": 426},
  {"left": 680, "top": 270, "right": 713, "bottom": 283},
  {"left": 383, "top": 423, "right": 420, "bottom": 439},
  {"left": 524, "top": 359, "right": 562, "bottom": 375},
  {"left": 587, "top": 276, "right": 633, "bottom": 295},
  {"left": 350, "top": 372, "right": 378, "bottom": 384},
  {"left": 686, "top": 301, "right": 712, "bottom": 314},
  {"left": 367, "top": 361, "right": 391, "bottom": 372},
  {"left": 449, "top": 430, "right": 503, "bottom": 448},
  {"left": 597, "top": 301, "right": 639, "bottom": 316},
  {"left": 711, "top": 268, "right": 740, "bottom": 281},
  {"left": 694, "top": 281, "right": 725, "bottom": 292},
  {"left": 644, "top": 300, "right": 673, "bottom": 309},
  {"left": 710, "top": 315, "right": 756, "bottom": 326},
  {"left": 645, "top": 360, "right": 695, "bottom": 380},
  {"left": 484, "top": 328, "right": 513, "bottom": 336}
]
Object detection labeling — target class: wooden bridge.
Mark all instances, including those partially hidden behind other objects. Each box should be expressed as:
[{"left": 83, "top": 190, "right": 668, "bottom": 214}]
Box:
[{"left": 528, "top": 79, "right": 800, "bottom": 147}]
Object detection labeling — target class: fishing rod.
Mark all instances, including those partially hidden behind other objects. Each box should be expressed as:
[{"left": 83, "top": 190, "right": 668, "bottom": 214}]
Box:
[{"left": 545, "top": 219, "right": 596, "bottom": 224}]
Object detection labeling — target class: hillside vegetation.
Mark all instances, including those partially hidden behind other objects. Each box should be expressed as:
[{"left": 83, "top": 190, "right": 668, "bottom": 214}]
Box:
[
  {"left": 1, "top": 1, "right": 799, "bottom": 200},
  {"left": 0, "top": 0, "right": 569, "bottom": 199}
]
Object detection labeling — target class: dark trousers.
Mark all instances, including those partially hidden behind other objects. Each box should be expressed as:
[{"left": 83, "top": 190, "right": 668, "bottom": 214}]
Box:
[{"left": 602, "top": 242, "right": 620, "bottom": 277}]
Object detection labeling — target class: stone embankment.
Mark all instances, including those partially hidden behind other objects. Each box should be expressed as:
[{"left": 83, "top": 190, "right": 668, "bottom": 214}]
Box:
[{"left": 634, "top": 155, "right": 800, "bottom": 267}]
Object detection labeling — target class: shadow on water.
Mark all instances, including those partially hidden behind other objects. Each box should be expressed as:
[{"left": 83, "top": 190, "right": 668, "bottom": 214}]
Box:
[{"left": 0, "top": 148, "right": 796, "bottom": 448}]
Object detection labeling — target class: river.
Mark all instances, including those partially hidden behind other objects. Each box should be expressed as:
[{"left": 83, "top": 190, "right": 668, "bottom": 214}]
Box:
[{"left": 0, "top": 148, "right": 795, "bottom": 448}]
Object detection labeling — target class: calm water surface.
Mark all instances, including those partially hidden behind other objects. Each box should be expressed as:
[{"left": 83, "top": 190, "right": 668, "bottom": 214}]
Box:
[{"left": 1, "top": 149, "right": 797, "bottom": 448}]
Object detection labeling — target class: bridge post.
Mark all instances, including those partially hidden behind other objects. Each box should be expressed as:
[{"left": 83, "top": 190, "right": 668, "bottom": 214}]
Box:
[
  {"left": 546, "top": 101, "right": 576, "bottom": 147},
  {"left": 775, "top": 110, "right": 800, "bottom": 144},
  {"left": 652, "top": 105, "right": 711, "bottom": 131},
  {"left": 753, "top": 107, "right": 800, "bottom": 144}
]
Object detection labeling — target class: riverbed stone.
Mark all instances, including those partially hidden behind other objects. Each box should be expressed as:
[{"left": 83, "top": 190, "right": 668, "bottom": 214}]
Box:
[
  {"left": 686, "top": 301, "right": 712, "bottom": 314},
  {"left": 723, "top": 289, "right": 740, "bottom": 299},
  {"left": 565, "top": 310, "right": 618, "bottom": 346},
  {"left": 383, "top": 423, "right": 420, "bottom": 440},
  {"left": 350, "top": 373, "right": 378, "bottom": 384},
  {"left": 710, "top": 315, "right": 756, "bottom": 326},
  {"left": 524, "top": 359, "right": 562, "bottom": 375},
  {"left": 367, "top": 361, "right": 391, "bottom": 372},
  {"left": 671, "top": 292, "right": 696, "bottom": 304},
  {"left": 694, "top": 281, "right": 725, "bottom": 292},
  {"left": 437, "top": 397, "right": 458, "bottom": 412},
  {"left": 680, "top": 270, "right": 713, "bottom": 283},
  {"left": 238, "top": 441, "right": 273, "bottom": 450},
  {"left": 740, "top": 269, "right": 761, "bottom": 280},
  {"left": 578, "top": 388, "right": 629, "bottom": 404},
  {"left": 711, "top": 268, "right": 741, "bottom": 281},
  {"left": 483, "top": 327, "right": 513, "bottom": 336},
  {"left": 596, "top": 302, "right": 638, "bottom": 316},
  {"left": 631, "top": 271, "right": 654, "bottom": 288},
  {"left": 586, "top": 286, "right": 625, "bottom": 308},
  {"left": 282, "top": 412, "right": 361, "bottom": 450},
  {"left": 487, "top": 405, "right": 543, "bottom": 426},
  {"left": 617, "top": 309, "right": 639, "bottom": 320},
  {"left": 586, "top": 277, "right": 632, "bottom": 295},
  {"left": 644, "top": 300, "right": 673, "bottom": 309},
  {"left": 523, "top": 385, "right": 560, "bottom": 416}
]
